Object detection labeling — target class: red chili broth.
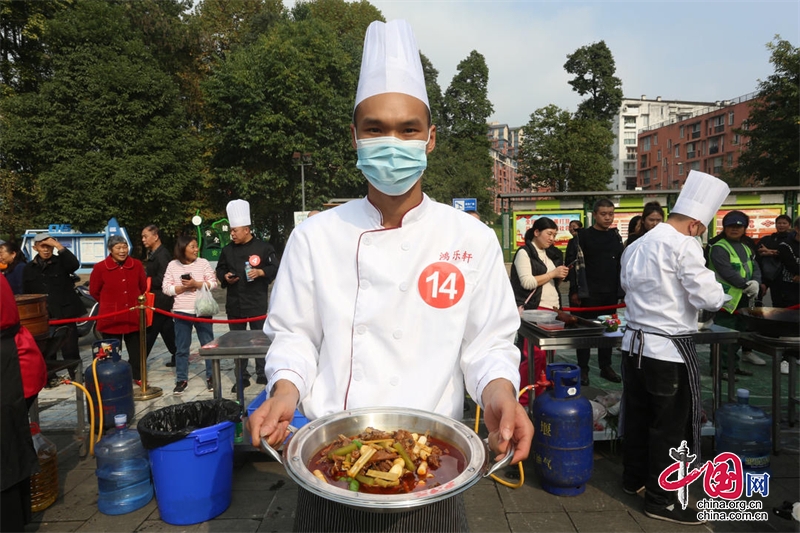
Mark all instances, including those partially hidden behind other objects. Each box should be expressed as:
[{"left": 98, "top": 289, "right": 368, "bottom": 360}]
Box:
[{"left": 308, "top": 436, "right": 466, "bottom": 494}]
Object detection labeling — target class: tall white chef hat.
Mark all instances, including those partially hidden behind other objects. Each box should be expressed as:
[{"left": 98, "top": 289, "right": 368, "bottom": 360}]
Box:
[
  {"left": 672, "top": 170, "right": 730, "bottom": 226},
  {"left": 226, "top": 199, "right": 251, "bottom": 228},
  {"left": 354, "top": 20, "right": 429, "bottom": 111}
]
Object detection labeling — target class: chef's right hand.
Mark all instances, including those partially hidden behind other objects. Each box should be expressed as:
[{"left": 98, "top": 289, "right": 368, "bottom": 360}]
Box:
[{"left": 246, "top": 380, "right": 299, "bottom": 449}]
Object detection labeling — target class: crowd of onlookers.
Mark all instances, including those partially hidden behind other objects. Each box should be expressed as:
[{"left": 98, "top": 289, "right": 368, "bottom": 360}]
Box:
[{"left": 510, "top": 203, "right": 800, "bottom": 388}]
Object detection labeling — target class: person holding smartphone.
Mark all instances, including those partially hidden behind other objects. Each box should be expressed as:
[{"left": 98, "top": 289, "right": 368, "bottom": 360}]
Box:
[{"left": 163, "top": 235, "right": 219, "bottom": 394}]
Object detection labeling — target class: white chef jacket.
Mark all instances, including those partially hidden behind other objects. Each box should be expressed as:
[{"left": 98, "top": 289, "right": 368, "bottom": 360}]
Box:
[
  {"left": 620, "top": 223, "right": 726, "bottom": 363},
  {"left": 263, "top": 194, "right": 521, "bottom": 421}
]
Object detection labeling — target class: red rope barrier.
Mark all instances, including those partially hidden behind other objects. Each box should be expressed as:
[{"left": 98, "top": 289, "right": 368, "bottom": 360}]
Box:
[
  {"left": 49, "top": 308, "right": 131, "bottom": 325},
  {"left": 152, "top": 307, "right": 267, "bottom": 324},
  {"left": 49, "top": 306, "right": 266, "bottom": 326},
  {"left": 561, "top": 303, "right": 626, "bottom": 313}
]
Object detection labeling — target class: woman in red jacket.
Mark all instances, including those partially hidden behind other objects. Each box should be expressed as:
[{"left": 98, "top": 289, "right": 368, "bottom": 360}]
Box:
[{"left": 90, "top": 236, "right": 147, "bottom": 385}]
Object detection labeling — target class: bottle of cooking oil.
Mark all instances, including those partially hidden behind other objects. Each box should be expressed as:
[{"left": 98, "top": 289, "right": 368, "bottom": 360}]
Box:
[{"left": 29, "top": 422, "right": 58, "bottom": 513}]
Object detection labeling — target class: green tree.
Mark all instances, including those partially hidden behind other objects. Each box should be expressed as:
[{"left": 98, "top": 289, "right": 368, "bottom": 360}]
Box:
[
  {"left": 423, "top": 50, "right": 494, "bottom": 217},
  {"left": 202, "top": 16, "right": 362, "bottom": 247},
  {"left": 0, "top": 0, "right": 200, "bottom": 235},
  {"left": 732, "top": 36, "right": 799, "bottom": 187},
  {"left": 420, "top": 53, "right": 444, "bottom": 127},
  {"left": 517, "top": 105, "right": 613, "bottom": 192},
  {"left": 564, "top": 41, "right": 623, "bottom": 124}
]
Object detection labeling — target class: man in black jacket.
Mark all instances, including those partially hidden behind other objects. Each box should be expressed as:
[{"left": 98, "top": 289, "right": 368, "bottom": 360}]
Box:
[
  {"left": 565, "top": 199, "right": 624, "bottom": 386},
  {"left": 217, "top": 200, "right": 279, "bottom": 392},
  {"left": 22, "top": 233, "right": 85, "bottom": 380},
  {"left": 142, "top": 225, "right": 177, "bottom": 366}
]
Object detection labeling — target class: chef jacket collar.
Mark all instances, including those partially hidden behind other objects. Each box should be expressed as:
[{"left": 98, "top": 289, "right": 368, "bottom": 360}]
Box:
[{"left": 364, "top": 193, "right": 430, "bottom": 228}]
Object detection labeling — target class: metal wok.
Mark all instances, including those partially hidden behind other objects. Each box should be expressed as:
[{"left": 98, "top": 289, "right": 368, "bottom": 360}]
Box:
[
  {"left": 264, "top": 406, "right": 513, "bottom": 513},
  {"left": 737, "top": 307, "right": 799, "bottom": 338}
]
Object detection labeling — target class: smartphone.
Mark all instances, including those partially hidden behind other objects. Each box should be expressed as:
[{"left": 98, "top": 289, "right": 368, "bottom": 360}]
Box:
[{"left": 181, "top": 273, "right": 192, "bottom": 280}]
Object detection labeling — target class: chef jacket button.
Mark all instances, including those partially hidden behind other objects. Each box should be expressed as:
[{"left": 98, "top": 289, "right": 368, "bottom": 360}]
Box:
[
  {"left": 401, "top": 242, "right": 410, "bottom": 251},
  {"left": 353, "top": 370, "right": 363, "bottom": 381},
  {"left": 392, "top": 330, "right": 402, "bottom": 339},
  {"left": 363, "top": 236, "right": 372, "bottom": 246},
  {"left": 390, "top": 376, "right": 399, "bottom": 386},
  {"left": 356, "top": 325, "right": 366, "bottom": 335},
  {"left": 399, "top": 282, "right": 408, "bottom": 292},
  {"left": 360, "top": 279, "right": 371, "bottom": 290}
]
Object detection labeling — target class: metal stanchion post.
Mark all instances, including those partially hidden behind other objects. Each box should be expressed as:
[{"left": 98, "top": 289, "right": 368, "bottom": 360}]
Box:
[{"left": 134, "top": 294, "right": 162, "bottom": 401}]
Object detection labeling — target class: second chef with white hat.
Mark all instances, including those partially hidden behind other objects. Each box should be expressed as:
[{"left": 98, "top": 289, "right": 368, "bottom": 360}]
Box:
[
  {"left": 247, "top": 19, "right": 532, "bottom": 531},
  {"left": 619, "top": 170, "right": 731, "bottom": 526},
  {"left": 216, "top": 199, "right": 279, "bottom": 392}
]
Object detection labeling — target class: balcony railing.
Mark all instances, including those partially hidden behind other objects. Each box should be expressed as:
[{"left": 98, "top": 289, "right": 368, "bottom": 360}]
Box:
[
  {"left": 709, "top": 146, "right": 719, "bottom": 155},
  {"left": 714, "top": 124, "right": 724, "bottom": 133},
  {"left": 691, "top": 130, "right": 701, "bottom": 139},
  {"left": 686, "top": 151, "right": 697, "bottom": 159}
]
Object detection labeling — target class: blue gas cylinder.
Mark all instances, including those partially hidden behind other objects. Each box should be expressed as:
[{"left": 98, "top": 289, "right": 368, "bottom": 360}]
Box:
[
  {"left": 532, "top": 363, "right": 593, "bottom": 496},
  {"left": 95, "top": 414, "right": 153, "bottom": 515},
  {"left": 85, "top": 340, "right": 134, "bottom": 429},
  {"left": 715, "top": 388, "right": 771, "bottom": 476}
]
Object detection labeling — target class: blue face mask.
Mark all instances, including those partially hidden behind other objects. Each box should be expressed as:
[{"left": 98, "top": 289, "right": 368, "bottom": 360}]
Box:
[{"left": 355, "top": 133, "right": 429, "bottom": 196}]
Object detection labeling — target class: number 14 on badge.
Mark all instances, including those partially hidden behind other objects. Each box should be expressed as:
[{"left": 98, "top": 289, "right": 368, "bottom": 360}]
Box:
[{"left": 418, "top": 262, "right": 465, "bottom": 309}]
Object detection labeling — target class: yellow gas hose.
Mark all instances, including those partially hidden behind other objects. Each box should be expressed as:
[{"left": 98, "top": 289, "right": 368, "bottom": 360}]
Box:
[
  {"left": 63, "top": 380, "right": 96, "bottom": 457},
  {"left": 473, "top": 384, "right": 536, "bottom": 489},
  {"left": 92, "top": 356, "right": 103, "bottom": 444}
]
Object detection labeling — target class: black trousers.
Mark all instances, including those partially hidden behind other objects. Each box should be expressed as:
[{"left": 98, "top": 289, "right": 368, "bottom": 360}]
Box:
[
  {"left": 295, "top": 488, "right": 468, "bottom": 532},
  {"left": 622, "top": 355, "right": 691, "bottom": 510},
  {"left": 100, "top": 331, "right": 142, "bottom": 381},
  {"left": 228, "top": 316, "right": 266, "bottom": 378},
  {"left": 575, "top": 293, "right": 618, "bottom": 370},
  {"left": 145, "top": 311, "right": 176, "bottom": 357}
]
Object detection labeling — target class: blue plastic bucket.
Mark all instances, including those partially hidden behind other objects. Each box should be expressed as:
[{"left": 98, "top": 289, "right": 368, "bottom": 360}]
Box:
[
  {"left": 147, "top": 420, "right": 234, "bottom": 525},
  {"left": 247, "top": 389, "right": 309, "bottom": 428}
]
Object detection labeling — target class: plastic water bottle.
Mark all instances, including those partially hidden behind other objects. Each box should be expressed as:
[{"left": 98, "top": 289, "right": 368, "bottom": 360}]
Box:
[
  {"left": 715, "top": 388, "right": 771, "bottom": 475},
  {"left": 95, "top": 414, "right": 154, "bottom": 515},
  {"left": 29, "top": 423, "right": 59, "bottom": 512},
  {"left": 244, "top": 261, "right": 253, "bottom": 282}
]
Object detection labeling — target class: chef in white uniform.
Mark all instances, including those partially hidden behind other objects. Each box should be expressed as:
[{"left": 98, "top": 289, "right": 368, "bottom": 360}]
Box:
[
  {"left": 247, "top": 19, "right": 532, "bottom": 532},
  {"left": 620, "top": 170, "right": 729, "bottom": 526}
]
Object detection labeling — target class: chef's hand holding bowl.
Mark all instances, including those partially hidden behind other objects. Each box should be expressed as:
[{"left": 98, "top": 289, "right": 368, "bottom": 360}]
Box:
[
  {"left": 481, "top": 378, "right": 533, "bottom": 464},
  {"left": 247, "top": 380, "right": 300, "bottom": 448}
]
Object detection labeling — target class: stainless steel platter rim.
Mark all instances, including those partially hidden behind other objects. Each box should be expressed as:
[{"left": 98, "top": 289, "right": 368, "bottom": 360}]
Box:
[{"left": 283, "top": 407, "right": 487, "bottom": 511}]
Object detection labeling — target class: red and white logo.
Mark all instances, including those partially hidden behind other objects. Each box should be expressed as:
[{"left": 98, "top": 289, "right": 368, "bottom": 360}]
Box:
[
  {"left": 417, "top": 262, "right": 465, "bottom": 309},
  {"left": 248, "top": 254, "right": 261, "bottom": 267}
]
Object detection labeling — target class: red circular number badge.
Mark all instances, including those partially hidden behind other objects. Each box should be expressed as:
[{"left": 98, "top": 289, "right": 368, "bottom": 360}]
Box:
[
  {"left": 417, "top": 262, "right": 465, "bottom": 309},
  {"left": 248, "top": 255, "right": 261, "bottom": 267}
]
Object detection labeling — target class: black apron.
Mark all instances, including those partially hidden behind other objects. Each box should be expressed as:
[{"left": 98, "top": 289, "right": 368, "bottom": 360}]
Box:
[{"left": 623, "top": 328, "right": 702, "bottom": 466}]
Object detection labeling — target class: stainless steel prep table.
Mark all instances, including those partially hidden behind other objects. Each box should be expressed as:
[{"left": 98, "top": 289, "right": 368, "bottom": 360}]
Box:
[
  {"left": 199, "top": 330, "right": 271, "bottom": 406},
  {"left": 518, "top": 321, "right": 740, "bottom": 427}
]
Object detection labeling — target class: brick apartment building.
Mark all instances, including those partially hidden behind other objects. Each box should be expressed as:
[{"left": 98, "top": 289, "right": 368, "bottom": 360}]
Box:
[
  {"left": 635, "top": 92, "right": 757, "bottom": 190},
  {"left": 488, "top": 122, "right": 524, "bottom": 214}
]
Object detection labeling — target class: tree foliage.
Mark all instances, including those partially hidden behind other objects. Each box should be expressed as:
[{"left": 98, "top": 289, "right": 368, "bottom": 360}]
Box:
[
  {"left": 732, "top": 36, "right": 799, "bottom": 187},
  {"left": 424, "top": 50, "right": 494, "bottom": 218},
  {"left": 516, "top": 105, "right": 613, "bottom": 192},
  {"left": 0, "top": 0, "right": 200, "bottom": 236},
  {"left": 201, "top": 2, "right": 379, "bottom": 247},
  {"left": 564, "top": 41, "right": 623, "bottom": 124}
]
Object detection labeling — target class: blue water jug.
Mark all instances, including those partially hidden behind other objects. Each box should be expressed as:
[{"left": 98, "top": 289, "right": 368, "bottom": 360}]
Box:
[
  {"left": 532, "top": 363, "right": 593, "bottom": 496},
  {"left": 715, "top": 388, "right": 771, "bottom": 475},
  {"left": 95, "top": 414, "right": 154, "bottom": 515},
  {"left": 85, "top": 340, "right": 134, "bottom": 429}
]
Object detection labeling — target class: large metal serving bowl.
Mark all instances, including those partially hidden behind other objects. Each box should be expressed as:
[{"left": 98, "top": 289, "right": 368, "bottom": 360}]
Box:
[{"left": 282, "top": 407, "right": 488, "bottom": 512}]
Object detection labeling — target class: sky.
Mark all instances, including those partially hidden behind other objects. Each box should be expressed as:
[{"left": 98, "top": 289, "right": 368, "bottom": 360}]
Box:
[{"left": 284, "top": 0, "right": 799, "bottom": 127}]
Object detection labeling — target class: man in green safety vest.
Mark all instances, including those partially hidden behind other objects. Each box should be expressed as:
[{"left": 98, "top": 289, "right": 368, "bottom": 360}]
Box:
[{"left": 708, "top": 210, "right": 764, "bottom": 376}]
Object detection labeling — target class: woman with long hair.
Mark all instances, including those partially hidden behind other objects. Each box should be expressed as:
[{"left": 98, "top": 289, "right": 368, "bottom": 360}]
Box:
[
  {"left": 162, "top": 235, "right": 219, "bottom": 395},
  {"left": 0, "top": 242, "right": 26, "bottom": 295},
  {"left": 626, "top": 202, "right": 664, "bottom": 246}
]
